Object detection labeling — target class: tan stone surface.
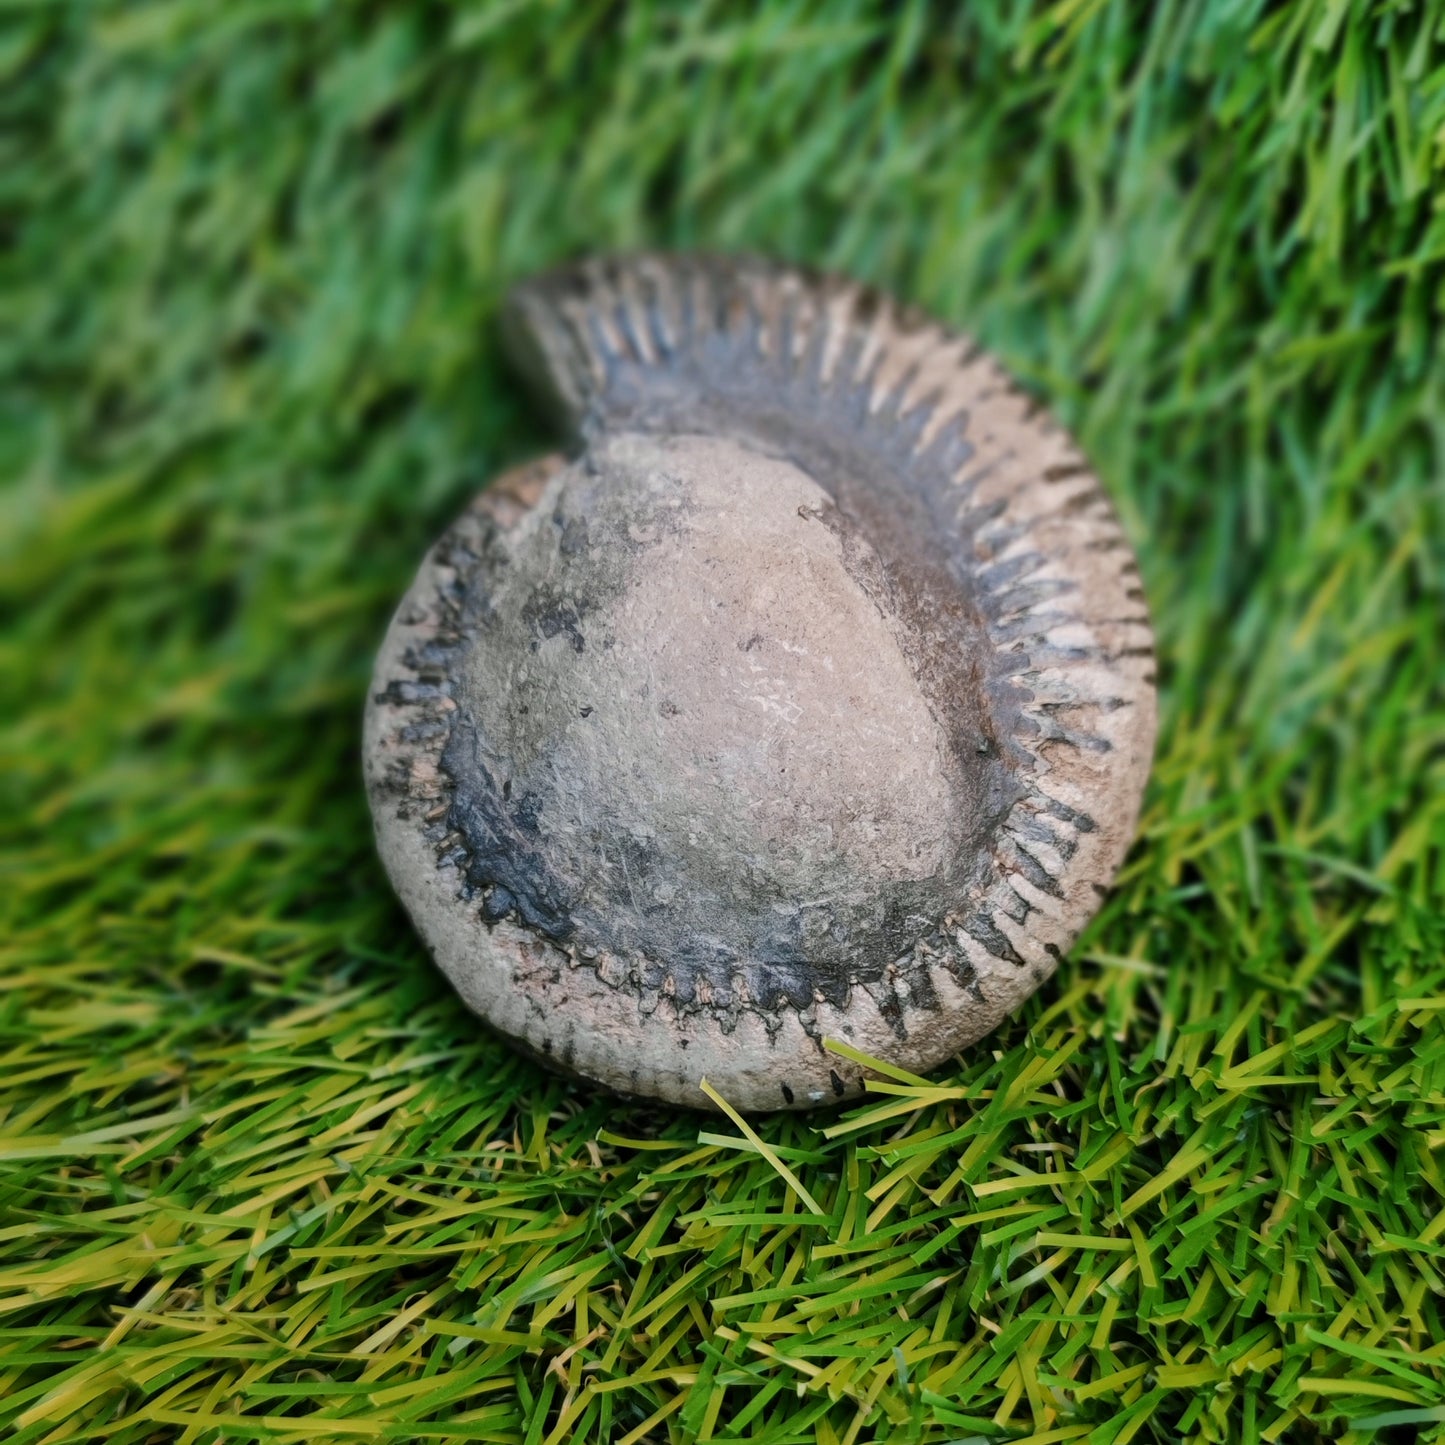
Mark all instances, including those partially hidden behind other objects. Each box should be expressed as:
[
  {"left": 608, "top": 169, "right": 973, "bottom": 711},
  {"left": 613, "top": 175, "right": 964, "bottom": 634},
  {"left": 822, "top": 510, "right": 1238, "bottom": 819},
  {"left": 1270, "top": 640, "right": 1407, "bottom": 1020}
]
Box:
[{"left": 364, "top": 256, "right": 1156, "bottom": 1111}]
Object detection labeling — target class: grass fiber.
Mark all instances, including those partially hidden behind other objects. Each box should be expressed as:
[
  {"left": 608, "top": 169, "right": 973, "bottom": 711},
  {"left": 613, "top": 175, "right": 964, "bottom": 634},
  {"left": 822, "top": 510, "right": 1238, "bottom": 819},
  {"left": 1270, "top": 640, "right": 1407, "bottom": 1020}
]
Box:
[{"left": 3, "top": 2, "right": 1445, "bottom": 1442}]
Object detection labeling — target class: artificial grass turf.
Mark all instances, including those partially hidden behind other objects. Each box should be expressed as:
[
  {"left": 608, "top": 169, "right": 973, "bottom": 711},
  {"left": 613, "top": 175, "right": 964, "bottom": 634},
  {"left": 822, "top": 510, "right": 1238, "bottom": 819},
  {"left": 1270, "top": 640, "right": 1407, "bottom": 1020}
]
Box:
[{"left": 3, "top": 0, "right": 1445, "bottom": 1441}]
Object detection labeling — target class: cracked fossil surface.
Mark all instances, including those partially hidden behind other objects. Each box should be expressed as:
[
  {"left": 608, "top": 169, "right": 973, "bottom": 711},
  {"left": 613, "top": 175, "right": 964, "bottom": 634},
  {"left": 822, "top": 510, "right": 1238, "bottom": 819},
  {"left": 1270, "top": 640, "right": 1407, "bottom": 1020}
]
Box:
[{"left": 363, "top": 254, "right": 1157, "bottom": 1111}]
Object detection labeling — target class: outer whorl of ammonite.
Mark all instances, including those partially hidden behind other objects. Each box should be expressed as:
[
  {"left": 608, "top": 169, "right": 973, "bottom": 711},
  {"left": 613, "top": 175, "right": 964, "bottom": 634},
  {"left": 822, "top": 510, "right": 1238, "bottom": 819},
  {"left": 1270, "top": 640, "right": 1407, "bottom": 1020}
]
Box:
[{"left": 363, "top": 255, "right": 1156, "bottom": 1111}]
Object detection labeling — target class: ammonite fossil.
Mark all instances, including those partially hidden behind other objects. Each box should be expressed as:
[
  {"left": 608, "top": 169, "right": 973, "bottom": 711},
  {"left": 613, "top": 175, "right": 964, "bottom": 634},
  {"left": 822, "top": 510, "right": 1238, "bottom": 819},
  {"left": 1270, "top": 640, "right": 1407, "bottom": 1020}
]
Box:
[{"left": 364, "top": 255, "right": 1156, "bottom": 1111}]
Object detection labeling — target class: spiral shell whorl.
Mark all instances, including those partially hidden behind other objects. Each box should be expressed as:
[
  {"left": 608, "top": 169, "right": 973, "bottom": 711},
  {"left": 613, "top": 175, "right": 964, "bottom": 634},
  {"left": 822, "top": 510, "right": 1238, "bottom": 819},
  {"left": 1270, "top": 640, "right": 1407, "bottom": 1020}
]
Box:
[{"left": 364, "top": 255, "right": 1155, "bottom": 1110}]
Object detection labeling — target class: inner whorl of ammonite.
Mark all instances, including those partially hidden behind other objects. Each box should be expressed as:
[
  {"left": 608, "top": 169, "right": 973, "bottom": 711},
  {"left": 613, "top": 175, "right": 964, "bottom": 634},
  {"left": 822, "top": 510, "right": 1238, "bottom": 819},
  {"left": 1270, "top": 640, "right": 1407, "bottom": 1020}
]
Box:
[
  {"left": 441, "top": 430, "right": 1011, "bottom": 1014},
  {"left": 364, "top": 253, "right": 1156, "bottom": 1109}
]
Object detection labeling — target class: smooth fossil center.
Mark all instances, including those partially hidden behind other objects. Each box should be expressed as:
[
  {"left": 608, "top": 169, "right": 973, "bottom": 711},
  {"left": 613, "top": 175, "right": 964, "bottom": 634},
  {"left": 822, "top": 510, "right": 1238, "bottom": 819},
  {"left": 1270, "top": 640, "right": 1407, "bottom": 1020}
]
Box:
[{"left": 442, "top": 430, "right": 994, "bottom": 1008}]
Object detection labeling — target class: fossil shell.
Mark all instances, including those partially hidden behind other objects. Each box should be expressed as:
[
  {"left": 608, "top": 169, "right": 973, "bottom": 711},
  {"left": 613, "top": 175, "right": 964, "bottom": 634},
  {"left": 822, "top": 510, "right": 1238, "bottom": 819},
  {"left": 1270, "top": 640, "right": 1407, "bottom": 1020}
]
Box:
[{"left": 364, "top": 255, "right": 1156, "bottom": 1111}]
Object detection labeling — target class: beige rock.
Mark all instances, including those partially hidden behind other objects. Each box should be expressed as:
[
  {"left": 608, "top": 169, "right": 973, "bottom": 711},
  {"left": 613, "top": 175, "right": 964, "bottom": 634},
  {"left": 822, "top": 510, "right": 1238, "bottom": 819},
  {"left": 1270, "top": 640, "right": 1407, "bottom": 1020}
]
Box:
[{"left": 363, "top": 255, "right": 1156, "bottom": 1111}]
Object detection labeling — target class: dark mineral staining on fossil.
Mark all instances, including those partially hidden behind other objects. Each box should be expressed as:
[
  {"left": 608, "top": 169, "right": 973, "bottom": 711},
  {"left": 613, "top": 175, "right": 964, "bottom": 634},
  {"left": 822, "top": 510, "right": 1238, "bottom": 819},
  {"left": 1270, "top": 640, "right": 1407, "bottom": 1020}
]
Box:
[{"left": 364, "top": 254, "right": 1156, "bottom": 1111}]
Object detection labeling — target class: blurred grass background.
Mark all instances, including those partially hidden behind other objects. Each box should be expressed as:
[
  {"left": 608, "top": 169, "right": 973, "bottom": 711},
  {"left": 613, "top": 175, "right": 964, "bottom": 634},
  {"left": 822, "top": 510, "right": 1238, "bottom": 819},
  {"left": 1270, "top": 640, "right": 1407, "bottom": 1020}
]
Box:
[{"left": 3, "top": 2, "right": 1445, "bottom": 1442}]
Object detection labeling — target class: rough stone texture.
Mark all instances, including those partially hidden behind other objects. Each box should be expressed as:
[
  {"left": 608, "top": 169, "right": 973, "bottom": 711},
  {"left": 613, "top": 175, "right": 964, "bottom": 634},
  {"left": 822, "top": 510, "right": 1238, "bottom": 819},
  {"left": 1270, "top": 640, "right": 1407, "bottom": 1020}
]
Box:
[{"left": 363, "top": 254, "right": 1157, "bottom": 1111}]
